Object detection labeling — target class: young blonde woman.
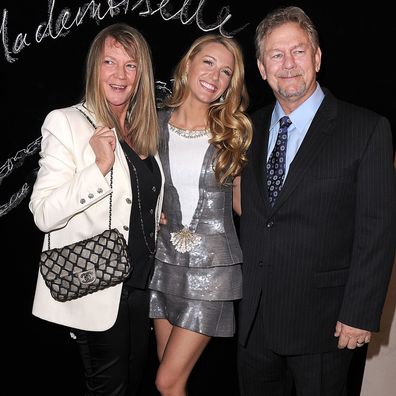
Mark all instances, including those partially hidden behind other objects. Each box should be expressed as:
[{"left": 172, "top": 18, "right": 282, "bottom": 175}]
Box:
[{"left": 149, "top": 34, "right": 253, "bottom": 395}]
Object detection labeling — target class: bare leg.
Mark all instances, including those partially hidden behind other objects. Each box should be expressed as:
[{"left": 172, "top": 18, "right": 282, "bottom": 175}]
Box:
[
  {"left": 153, "top": 319, "right": 211, "bottom": 396},
  {"left": 154, "top": 318, "right": 173, "bottom": 361}
]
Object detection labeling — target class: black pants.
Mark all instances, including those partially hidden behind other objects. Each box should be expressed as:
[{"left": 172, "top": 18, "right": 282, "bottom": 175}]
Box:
[
  {"left": 238, "top": 303, "right": 354, "bottom": 396},
  {"left": 72, "top": 287, "right": 150, "bottom": 396}
]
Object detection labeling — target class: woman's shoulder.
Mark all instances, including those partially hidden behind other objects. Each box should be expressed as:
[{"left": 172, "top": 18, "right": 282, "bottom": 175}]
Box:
[
  {"left": 157, "top": 108, "right": 172, "bottom": 137},
  {"left": 44, "top": 103, "right": 84, "bottom": 122},
  {"left": 42, "top": 103, "right": 96, "bottom": 141},
  {"left": 45, "top": 103, "right": 97, "bottom": 128}
]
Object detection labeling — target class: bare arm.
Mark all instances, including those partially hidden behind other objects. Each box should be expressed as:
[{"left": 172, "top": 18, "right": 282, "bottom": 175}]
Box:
[{"left": 233, "top": 176, "right": 241, "bottom": 216}]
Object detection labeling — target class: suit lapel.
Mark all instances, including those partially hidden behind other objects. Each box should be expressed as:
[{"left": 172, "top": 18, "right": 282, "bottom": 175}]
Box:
[
  {"left": 269, "top": 93, "right": 337, "bottom": 213},
  {"left": 251, "top": 110, "right": 272, "bottom": 211}
]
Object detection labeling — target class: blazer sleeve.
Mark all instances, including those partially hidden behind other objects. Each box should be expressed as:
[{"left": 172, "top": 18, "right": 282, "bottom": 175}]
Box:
[
  {"left": 338, "top": 116, "right": 396, "bottom": 331},
  {"left": 29, "top": 109, "right": 111, "bottom": 232}
]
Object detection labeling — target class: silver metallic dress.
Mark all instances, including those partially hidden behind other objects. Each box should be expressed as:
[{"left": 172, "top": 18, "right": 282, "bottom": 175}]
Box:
[{"left": 149, "top": 110, "right": 242, "bottom": 337}]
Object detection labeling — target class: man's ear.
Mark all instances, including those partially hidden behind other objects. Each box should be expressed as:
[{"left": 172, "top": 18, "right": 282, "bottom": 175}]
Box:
[
  {"left": 257, "top": 59, "right": 267, "bottom": 80},
  {"left": 315, "top": 47, "right": 322, "bottom": 73}
]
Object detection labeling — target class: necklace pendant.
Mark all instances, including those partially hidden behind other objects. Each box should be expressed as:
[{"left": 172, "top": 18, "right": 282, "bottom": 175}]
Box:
[{"left": 170, "top": 226, "right": 201, "bottom": 253}]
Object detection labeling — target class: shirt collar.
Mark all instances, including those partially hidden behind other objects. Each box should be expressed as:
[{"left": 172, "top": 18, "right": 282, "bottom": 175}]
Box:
[{"left": 270, "top": 83, "right": 325, "bottom": 132}]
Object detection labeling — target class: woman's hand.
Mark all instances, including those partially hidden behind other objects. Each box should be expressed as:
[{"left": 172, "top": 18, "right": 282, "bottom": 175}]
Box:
[
  {"left": 159, "top": 212, "right": 168, "bottom": 225},
  {"left": 90, "top": 127, "right": 116, "bottom": 175}
]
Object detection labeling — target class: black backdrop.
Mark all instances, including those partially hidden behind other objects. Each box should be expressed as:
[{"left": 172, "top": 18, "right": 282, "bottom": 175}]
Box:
[{"left": 1, "top": 1, "right": 394, "bottom": 394}]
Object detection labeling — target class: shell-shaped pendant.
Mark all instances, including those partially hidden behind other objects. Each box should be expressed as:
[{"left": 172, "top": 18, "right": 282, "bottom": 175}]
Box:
[{"left": 170, "top": 227, "right": 201, "bottom": 253}]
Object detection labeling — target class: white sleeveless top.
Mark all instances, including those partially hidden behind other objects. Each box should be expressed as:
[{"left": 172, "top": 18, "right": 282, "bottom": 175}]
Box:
[{"left": 168, "top": 125, "right": 210, "bottom": 226}]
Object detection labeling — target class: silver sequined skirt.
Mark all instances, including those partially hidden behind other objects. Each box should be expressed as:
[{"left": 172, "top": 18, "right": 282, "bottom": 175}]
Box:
[
  {"left": 149, "top": 290, "right": 235, "bottom": 337},
  {"left": 149, "top": 260, "right": 242, "bottom": 301}
]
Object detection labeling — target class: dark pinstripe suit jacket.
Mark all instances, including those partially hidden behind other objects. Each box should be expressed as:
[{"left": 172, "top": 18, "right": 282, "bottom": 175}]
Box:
[{"left": 238, "top": 88, "right": 396, "bottom": 355}]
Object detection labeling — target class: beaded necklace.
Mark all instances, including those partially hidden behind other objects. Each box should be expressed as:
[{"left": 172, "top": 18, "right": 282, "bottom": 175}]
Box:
[{"left": 168, "top": 123, "right": 209, "bottom": 138}]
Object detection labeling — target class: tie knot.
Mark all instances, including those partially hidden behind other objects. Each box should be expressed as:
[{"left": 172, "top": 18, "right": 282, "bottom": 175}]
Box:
[{"left": 279, "top": 116, "right": 292, "bottom": 130}]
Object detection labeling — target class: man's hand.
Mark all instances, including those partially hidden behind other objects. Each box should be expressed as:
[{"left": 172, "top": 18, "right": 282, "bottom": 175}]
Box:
[{"left": 334, "top": 321, "right": 371, "bottom": 349}]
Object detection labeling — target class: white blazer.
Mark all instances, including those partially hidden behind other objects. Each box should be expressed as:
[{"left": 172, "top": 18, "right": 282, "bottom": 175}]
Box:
[{"left": 29, "top": 104, "right": 164, "bottom": 331}]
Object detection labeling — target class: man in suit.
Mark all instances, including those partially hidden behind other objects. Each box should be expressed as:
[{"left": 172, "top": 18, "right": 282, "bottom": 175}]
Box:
[{"left": 236, "top": 6, "right": 396, "bottom": 396}]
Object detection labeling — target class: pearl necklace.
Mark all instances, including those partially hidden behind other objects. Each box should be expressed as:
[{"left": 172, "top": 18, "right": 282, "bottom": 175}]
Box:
[{"left": 168, "top": 123, "right": 209, "bottom": 138}]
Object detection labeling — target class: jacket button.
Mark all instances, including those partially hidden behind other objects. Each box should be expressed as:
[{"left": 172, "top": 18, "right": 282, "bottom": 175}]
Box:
[
  {"left": 123, "top": 225, "right": 129, "bottom": 231},
  {"left": 80, "top": 198, "right": 86, "bottom": 204},
  {"left": 88, "top": 193, "right": 94, "bottom": 199},
  {"left": 266, "top": 221, "right": 274, "bottom": 228},
  {"left": 258, "top": 260, "right": 264, "bottom": 267},
  {"left": 126, "top": 198, "right": 132, "bottom": 204},
  {"left": 97, "top": 188, "right": 103, "bottom": 194}
]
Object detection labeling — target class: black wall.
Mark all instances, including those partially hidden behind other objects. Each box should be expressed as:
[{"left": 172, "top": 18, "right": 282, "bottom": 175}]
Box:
[{"left": 1, "top": 1, "right": 394, "bottom": 394}]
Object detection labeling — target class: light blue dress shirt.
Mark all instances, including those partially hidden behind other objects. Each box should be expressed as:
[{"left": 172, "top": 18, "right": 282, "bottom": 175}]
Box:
[{"left": 267, "top": 83, "right": 325, "bottom": 179}]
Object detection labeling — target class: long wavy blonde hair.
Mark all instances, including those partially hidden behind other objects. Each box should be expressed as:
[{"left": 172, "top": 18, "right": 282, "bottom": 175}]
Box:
[
  {"left": 163, "top": 34, "right": 253, "bottom": 184},
  {"left": 84, "top": 23, "right": 158, "bottom": 156}
]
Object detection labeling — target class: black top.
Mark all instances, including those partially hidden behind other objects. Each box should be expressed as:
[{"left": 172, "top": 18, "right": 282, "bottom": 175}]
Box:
[{"left": 121, "top": 141, "right": 161, "bottom": 290}]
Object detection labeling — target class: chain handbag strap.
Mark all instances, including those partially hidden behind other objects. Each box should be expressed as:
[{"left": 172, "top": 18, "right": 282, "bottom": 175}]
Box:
[
  {"left": 47, "top": 107, "right": 114, "bottom": 250},
  {"left": 124, "top": 154, "right": 156, "bottom": 255}
]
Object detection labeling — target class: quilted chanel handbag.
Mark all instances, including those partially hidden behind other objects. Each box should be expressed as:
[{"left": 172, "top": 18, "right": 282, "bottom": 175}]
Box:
[
  {"left": 38, "top": 108, "right": 132, "bottom": 302},
  {"left": 39, "top": 169, "right": 132, "bottom": 302}
]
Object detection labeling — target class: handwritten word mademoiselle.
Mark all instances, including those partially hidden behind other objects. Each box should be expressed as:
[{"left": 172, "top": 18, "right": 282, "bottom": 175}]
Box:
[{"left": 1, "top": 0, "right": 247, "bottom": 63}]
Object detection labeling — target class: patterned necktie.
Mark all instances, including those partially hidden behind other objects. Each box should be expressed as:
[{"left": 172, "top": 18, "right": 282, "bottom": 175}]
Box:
[{"left": 266, "top": 116, "right": 292, "bottom": 206}]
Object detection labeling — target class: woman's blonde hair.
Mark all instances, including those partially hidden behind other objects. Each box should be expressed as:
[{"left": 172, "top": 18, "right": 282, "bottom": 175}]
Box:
[
  {"left": 84, "top": 23, "right": 158, "bottom": 156},
  {"left": 163, "top": 34, "right": 253, "bottom": 184}
]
